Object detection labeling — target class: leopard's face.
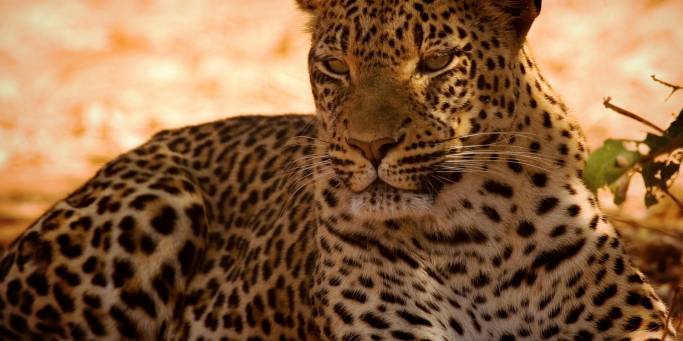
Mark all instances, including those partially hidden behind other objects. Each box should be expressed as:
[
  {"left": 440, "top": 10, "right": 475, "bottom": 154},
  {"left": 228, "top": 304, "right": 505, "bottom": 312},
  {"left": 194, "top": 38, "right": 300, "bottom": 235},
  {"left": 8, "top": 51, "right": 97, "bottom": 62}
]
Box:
[{"left": 302, "top": 0, "right": 540, "bottom": 220}]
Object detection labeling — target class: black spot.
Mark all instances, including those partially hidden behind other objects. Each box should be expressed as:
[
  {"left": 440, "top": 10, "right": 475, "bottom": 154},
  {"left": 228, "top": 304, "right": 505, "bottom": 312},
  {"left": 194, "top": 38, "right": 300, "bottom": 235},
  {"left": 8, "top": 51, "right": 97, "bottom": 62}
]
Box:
[
  {"left": 109, "top": 305, "right": 139, "bottom": 339},
  {"left": 549, "top": 225, "right": 567, "bottom": 238},
  {"left": 83, "top": 294, "right": 102, "bottom": 308},
  {"left": 82, "top": 256, "right": 97, "bottom": 273},
  {"left": 589, "top": 215, "right": 599, "bottom": 229},
  {"left": 27, "top": 272, "right": 49, "bottom": 296},
  {"left": 542, "top": 111, "right": 553, "bottom": 128},
  {"left": 391, "top": 330, "right": 416, "bottom": 340},
  {"left": 0, "top": 252, "right": 15, "bottom": 282},
  {"left": 483, "top": 180, "right": 513, "bottom": 198},
  {"left": 541, "top": 325, "right": 560, "bottom": 339},
  {"left": 471, "top": 273, "right": 490, "bottom": 288},
  {"left": 120, "top": 289, "right": 157, "bottom": 318},
  {"left": 6, "top": 279, "right": 21, "bottom": 307},
  {"left": 532, "top": 238, "right": 586, "bottom": 271},
  {"left": 596, "top": 316, "right": 612, "bottom": 331},
  {"left": 151, "top": 206, "right": 177, "bottom": 235},
  {"left": 593, "top": 284, "right": 617, "bottom": 306},
  {"left": 623, "top": 316, "right": 642, "bottom": 331},
  {"left": 9, "top": 314, "right": 28, "bottom": 333},
  {"left": 333, "top": 303, "right": 354, "bottom": 324},
  {"left": 53, "top": 284, "right": 75, "bottom": 313},
  {"left": 185, "top": 204, "right": 205, "bottom": 236},
  {"left": 129, "top": 194, "right": 158, "bottom": 210},
  {"left": 56, "top": 234, "right": 83, "bottom": 259},
  {"left": 425, "top": 228, "right": 487, "bottom": 245},
  {"left": 396, "top": 310, "right": 432, "bottom": 326},
  {"left": 341, "top": 289, "right": 367, "bottom": 303},
  {"left": 118, "top": 216, "right": 135, "bottom": 231},
  {"left": 380, "top": 291, "right": 406, "bottom": 305},
  {"left": 613, "top": 257, "right": 624, "bottom": 275},
  {"left": 507, "top": 159, "right": 523, "bottom": 173},
  {"left": 68, "top": 323, "right": 86, "bottom": 340},
  {"left": 575, "top": 330, "right": 594, "bottom": 341},
  {"left": 70, "top": 216, "right": 93, "bottom": 231},
  {"left": 360, "top": 312, "right": 390, "bottom": 329},
  {"left": 91, "top": 273, "right": 107, "bottom": 287},
  {"left": 112, "top": 259, "right": 135, "bottom": 288},
  {"left": 516, "top": 221, "right": 536, "bottom": 237},
  {"left": 36, "top": 304, "right": 61, "bottom": 323},
  {"left": 566, "top": 204, "right": 581, "bottom": 217},
  {"left": 178, "top": 241, "right": 197, "bottom": 276},
  {"left": 564, "top": 304, "right": 585, "bottom": 324},
  {"left": 83, "top": 309, "right": 106, "bottom": 336},
  {"left": 413, "top": 23, "right": 424, "bottom": 49},
  {"left": 140, "top": 234, "right": 157, "bottom": 255},
  {"left": 54, "top": 265, "right": 81, "bottom": 286},
  {"left": 117, "top": 232, "right": 136, "bottom": 253},
  {"left": 536, "top": 197, "right": 559, "bottom": 215},
  {"left": 449, "top": 318, "right": 464, "bottom": 335},
  {"left": 531, "top": 172, "right": 547, "bottom": 187},
  {"left": 481, "top": 205, "right": 501, "bottom": 222},
  {"left": 323, "top": 190, "right": 338, "bottom": 208},
  {"left": 359, "top": 276, "right": 374, "bottom": 288},
  {"left": 500, "top": 333, "right": 515, "bottom": 341},
  {"left": 530, "top": 141, "right": 541, "bottom": 152}
]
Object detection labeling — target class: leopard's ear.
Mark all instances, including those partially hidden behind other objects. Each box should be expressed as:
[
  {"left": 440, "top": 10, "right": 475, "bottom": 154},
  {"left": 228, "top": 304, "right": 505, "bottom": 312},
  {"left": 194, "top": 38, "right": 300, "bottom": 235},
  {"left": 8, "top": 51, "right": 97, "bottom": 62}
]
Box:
[
  {"left": 487, "top": 0, "right": 542, "bottom": 41},
  {"left": 295, "top": 0, "right": 320, "bottom": 13}
]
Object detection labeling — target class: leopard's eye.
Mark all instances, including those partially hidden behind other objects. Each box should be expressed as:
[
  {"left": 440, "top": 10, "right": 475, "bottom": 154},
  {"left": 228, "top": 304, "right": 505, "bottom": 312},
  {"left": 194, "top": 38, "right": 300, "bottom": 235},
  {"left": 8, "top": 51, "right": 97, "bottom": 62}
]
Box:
[
  {"left": 322, "top": 58, "right": 350, "bottom": 75},
  {"left": 419, "top": 53, "right": 455, "bottom": 73}
]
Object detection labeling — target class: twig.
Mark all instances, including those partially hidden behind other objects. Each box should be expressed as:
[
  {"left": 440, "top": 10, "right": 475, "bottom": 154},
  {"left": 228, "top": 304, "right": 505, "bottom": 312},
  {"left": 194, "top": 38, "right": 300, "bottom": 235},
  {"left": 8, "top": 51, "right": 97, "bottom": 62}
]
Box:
[
  {"left": 608, "top": 214, "right": 683, "bottom": 242},
  {"left": 663, "top": 188, "right": 683, "bottom": 212},
  {"left": 652, "top": 75, "right": 683, "bottom": 101},
  {"left": 603, "top": 97, "right": 665, "bottom": 134}
]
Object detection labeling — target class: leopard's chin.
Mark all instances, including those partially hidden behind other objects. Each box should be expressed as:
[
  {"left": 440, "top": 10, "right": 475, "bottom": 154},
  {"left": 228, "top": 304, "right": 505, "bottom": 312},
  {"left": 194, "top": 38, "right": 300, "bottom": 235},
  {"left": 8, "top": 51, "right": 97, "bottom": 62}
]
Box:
[{"left": 347, "top": 181, "right": 435, "bottom": 220}]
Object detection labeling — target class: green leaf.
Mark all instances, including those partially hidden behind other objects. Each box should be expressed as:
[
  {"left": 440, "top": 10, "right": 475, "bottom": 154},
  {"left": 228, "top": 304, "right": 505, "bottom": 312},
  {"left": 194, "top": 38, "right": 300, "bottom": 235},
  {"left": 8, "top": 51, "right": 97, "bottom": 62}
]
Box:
[{"left": 584, "top": 139, "right": 642, "bottom": 192}]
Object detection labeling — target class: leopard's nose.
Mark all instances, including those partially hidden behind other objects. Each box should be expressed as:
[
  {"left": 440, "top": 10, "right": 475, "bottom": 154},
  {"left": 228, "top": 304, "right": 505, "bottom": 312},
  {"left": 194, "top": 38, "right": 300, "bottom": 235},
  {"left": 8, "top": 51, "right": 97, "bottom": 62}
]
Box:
[{"left": 347, "top": 136, "right": 399, "bottom": 168}]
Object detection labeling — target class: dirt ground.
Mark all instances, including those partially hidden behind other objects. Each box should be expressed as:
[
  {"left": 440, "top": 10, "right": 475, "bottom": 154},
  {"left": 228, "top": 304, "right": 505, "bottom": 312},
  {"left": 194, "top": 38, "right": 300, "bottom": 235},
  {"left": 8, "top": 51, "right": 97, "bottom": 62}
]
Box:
[{"left": 0, "top": 0, "right": 682, "bottom": 331}]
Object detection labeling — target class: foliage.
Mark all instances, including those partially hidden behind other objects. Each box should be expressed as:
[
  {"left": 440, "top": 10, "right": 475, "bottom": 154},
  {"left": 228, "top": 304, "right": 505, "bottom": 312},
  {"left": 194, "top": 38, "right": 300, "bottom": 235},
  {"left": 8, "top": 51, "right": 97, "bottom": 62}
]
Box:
[{"left": 584, "top": 77, "right": 683, "bottom": 208}]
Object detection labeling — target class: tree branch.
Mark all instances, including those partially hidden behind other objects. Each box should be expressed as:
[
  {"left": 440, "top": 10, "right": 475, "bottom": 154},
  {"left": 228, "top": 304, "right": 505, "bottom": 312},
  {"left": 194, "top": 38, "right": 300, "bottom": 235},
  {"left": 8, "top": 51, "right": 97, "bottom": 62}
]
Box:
[
  {"left": 652, "top": 75, "right": 683, "bottom": 101},
  {"left": 664, "top": 188, "right": 683, "bottom": 212},
  {"left": 603, "top": 97, "right": 665, "bottom": 134},
  {"left": 609, "top": 214, "right": 683, "bottom": 242}
]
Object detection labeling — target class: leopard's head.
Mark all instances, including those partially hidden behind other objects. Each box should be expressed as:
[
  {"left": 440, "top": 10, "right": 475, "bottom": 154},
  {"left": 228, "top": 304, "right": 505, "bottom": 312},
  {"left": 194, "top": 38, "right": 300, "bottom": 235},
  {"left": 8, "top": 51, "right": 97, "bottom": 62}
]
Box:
[{"left": 299, "top": 0, "right": 542, "bottom": 220}]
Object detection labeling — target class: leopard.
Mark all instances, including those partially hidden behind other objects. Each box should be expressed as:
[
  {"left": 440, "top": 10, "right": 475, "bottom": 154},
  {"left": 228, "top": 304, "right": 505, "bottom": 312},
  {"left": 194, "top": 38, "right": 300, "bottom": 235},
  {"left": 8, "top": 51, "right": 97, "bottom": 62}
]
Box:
[{"left": 0, "top": 0, "right": 678, "bottom": 340}]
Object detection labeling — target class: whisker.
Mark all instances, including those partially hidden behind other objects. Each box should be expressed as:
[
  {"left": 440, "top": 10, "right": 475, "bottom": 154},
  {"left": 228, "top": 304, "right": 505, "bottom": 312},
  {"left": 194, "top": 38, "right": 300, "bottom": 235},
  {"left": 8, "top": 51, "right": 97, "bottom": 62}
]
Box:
[
  {"left": 287, "top": 135, "right": 333, "bottom": 146},
  {"left": 280, "top": 161, "right": 332, "bottom": 176},
  {"left": 446, "top": 144, "right": 535, "bottom": 151},
  {"left": 439, "top": 159, "right": 555, "bottom": 172},
  {"left": 444, "top": 152, "right": 558, "bottom": 165},
  {"left": 435, "top": 131, "right": 542, "bottom": 144}
]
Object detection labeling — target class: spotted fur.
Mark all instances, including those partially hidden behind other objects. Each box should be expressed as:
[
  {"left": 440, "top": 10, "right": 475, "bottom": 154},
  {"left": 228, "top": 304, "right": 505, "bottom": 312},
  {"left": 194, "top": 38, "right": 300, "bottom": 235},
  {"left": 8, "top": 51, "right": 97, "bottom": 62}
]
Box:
[{"left": 0, "top": 1, "right": 677, "bottom": 340}]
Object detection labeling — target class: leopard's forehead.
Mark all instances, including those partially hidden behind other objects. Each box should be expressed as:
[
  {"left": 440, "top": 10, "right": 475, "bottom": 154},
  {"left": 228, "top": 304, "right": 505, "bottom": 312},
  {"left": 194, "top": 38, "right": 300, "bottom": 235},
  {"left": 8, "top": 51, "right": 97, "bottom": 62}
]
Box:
[{"left": 309, "top": 1, "right": 487, "bottom": 62}]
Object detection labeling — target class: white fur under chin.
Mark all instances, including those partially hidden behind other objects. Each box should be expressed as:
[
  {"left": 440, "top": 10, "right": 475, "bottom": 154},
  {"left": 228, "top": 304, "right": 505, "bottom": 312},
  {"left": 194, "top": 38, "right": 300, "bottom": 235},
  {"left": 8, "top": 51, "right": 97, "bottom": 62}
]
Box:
[{"left": 348, "top": 191, "right": 434, "bottom": 220}]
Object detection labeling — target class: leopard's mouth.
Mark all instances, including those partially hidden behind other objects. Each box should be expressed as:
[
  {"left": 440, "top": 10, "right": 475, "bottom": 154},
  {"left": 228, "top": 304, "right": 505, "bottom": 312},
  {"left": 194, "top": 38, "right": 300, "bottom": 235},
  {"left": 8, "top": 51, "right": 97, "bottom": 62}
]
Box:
[{"left": 346, "top": 179, "right": 436, "bottom": 220}]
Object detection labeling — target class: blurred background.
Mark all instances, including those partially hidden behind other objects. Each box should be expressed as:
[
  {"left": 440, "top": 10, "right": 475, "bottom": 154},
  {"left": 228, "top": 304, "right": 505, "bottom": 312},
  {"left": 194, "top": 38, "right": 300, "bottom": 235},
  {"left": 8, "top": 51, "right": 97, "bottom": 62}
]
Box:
[{"left": 0, "top": 0, "right": 682, "bottom": 261}]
